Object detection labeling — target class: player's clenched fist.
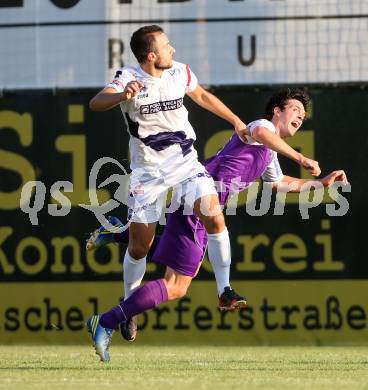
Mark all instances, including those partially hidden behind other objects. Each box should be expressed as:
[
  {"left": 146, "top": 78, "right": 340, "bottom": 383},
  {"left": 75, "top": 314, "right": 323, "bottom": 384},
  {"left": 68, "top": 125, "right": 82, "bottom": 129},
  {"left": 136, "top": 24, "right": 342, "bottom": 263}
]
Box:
[
  {"left": 123, "top": 80, "right": 145, "bottom": 100},
  {"left": 300, "top": 156, "right": 321, "bottom": 176}
]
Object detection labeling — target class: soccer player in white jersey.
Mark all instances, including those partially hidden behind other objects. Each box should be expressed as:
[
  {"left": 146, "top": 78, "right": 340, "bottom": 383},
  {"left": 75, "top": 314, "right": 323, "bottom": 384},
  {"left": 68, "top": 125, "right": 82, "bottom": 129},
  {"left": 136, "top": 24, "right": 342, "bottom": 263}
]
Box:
[{"left": 89, "top": 25, "right": 250, "bottom": 316}]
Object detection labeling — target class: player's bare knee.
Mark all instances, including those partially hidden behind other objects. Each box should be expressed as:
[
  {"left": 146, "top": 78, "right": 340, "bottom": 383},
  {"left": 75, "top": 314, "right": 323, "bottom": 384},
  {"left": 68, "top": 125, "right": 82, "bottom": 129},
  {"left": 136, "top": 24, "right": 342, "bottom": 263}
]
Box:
[
  {"left": 203, "top": 213, "right": 225, "bottom": 234},
  {"left": 128, "top": 243, "right": 150, "bottom": 259}
]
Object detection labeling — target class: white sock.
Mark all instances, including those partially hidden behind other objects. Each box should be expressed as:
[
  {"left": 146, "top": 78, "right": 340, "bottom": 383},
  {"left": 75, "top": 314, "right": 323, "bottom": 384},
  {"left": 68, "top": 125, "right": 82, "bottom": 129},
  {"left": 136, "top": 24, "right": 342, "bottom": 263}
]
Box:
[
  {"left": 123, "top": 249, "right": 147, "bottom": 299},
  {"left": 207, "top": 228, "right": 231, "bottom": 296}
]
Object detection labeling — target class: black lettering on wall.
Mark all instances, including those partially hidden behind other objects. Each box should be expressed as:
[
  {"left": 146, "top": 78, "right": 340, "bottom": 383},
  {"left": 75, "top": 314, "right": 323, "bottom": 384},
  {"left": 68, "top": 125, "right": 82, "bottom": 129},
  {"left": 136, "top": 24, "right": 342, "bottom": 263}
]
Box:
[
  {"left": 44, "top": 298, "right": 63, "bottom": 330},
  {"left": 152, "top": 306, "right": 170, "bottom": 330},
  {"left": 281, "top": 305, "right": 300, "bottom": 330},
  {"left": 260, "top": 299, "right": 278, "bottom": 330},
  {"left": 325, "top": 296, "right": 343, "bottom": 330},
  {"left": 88, "top": 297, "right": 99, "bottom": 315},
  {"left": 137, "top": 312, "right": 149, "bottom": 331},
  {"left": 303, "top": 305, "right": 322, "bottom": 330},
  {"left": 346, "top": 305, "right": 366, "bottom": 330},
  {"left": 217, "top": 309, "right": 232, "bottom": 330},
  {"left": 65, "top": 307, "right": 84, "bottom": 331},
  {"left": 238, "top": 307, "right": 254, "bottom": 330},
  {"left": 238, "top": 35, "right": 256, "bottom": 66},
  {"left": 0, "top": 0, "right": 23, "bottom": 7},
  {"left": 109, "top": 39, "right": 125, "bottom": 69},
  {"left": 24, "top": 307, "right": 42, "bottom": 331},
  {"left": 50, "top": 0, "right": 81, "bottom": 9},
  {"left": 174, "top": 297, "right": 190, "bottom": 330},
  {"left": 194, "top": 306, "right": 213, "bottom": 330},
  {"left": 4, "top": 308, "right": 20, "bottom": 331}
]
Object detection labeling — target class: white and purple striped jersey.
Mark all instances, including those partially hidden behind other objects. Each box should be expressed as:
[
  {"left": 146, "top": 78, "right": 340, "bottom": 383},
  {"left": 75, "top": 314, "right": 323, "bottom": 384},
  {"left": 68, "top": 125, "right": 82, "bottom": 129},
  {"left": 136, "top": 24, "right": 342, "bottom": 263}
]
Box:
[
  {"left": 246, "top": 119, "right": 284, "bottom": 183},
  {"left": 107, "top": 61, "right": 199, "bottom": 171}
]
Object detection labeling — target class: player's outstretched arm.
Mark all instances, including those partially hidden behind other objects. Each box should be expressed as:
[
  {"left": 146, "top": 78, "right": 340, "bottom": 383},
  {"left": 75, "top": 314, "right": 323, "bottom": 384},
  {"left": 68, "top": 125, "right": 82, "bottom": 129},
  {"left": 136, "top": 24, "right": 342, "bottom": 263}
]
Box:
[
  {"left": 187, "top": 85, "right": 247, "bottom": 141},
  {"left": 89, "top": 81, "right": 144, "bottom": 112},
  {"left": 252, "top": 126, "right": 321, "bottom": 176},
  {"left": 271, "top": 170, "right": 348, "bottom": 193}
]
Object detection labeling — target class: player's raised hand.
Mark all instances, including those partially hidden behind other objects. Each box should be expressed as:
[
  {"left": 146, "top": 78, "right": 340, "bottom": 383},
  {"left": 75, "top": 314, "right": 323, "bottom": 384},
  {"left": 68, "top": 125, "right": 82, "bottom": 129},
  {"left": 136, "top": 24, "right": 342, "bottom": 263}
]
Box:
[
  {"left": 300, "top": 156, "right": 321, "bottom": 176},
  {"left": 320, "top": 170, "right": 348, "bottom": 187},
  {"left": 123, "top": 80, "right": 145, "bottom": 100}
]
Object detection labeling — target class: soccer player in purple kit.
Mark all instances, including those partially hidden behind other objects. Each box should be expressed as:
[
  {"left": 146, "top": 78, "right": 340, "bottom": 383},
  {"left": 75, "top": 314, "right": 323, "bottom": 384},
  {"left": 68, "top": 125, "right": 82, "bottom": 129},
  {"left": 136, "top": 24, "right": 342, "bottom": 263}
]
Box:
[{"left": 86, "top": 88, "right": 348, "bottom": 362}]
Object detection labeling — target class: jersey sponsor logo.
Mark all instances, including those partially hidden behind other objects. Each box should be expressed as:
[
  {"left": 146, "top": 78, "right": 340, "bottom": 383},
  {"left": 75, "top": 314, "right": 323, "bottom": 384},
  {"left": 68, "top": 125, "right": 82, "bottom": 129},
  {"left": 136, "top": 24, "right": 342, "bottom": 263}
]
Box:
[{"left": 140, "top": 98, "right": 183, "bottom": 114}]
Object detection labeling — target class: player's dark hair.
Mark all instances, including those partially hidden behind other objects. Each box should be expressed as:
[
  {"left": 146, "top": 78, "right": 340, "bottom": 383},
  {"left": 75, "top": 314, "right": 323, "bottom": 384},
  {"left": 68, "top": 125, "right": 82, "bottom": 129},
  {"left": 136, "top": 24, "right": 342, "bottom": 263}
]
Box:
[
  {"left": 264, "top": 88, "right": 310, "bottom": 120},
  {"left": 130, "top": 25, "right": 164, "bottom": 64}
]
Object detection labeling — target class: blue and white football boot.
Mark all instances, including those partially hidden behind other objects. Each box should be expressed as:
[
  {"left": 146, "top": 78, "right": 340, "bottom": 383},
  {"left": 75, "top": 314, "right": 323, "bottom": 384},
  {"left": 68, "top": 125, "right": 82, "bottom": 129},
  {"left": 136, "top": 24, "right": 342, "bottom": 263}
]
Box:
[
  {"left": 86, "top": 216, "right": 123, "bottom": 251},
  {"left": 86, "top": 315, "right": 114, "bottom": 362}
]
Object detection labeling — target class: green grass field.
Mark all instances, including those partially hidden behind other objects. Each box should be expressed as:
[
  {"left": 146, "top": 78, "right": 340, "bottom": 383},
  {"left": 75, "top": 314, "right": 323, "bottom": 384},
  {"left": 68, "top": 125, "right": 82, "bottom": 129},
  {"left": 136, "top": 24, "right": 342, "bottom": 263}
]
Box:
[{"left": 1, "top": 345, "right": 368, "bottom": 390}]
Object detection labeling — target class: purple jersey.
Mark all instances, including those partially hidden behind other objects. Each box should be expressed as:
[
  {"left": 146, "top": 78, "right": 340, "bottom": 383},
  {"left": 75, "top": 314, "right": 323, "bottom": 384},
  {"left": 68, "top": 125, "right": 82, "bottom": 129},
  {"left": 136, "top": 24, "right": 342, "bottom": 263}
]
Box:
[
  {"left": 205, "top": 134, "right": 272, "bottom": 204},
  {"left": 153, "top": 135, "right": 272, "bottom": 276}
]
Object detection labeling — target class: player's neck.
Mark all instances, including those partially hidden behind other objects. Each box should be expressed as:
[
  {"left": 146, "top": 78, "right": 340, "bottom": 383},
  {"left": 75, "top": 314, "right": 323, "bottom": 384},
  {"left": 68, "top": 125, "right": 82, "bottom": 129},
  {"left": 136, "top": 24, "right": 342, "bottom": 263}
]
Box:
[
  {"left": 271, "top": 118, "right": 282, "bottom": 137},
  {"left": 140, "top": 62, "right": 163, "bottom": 78}
]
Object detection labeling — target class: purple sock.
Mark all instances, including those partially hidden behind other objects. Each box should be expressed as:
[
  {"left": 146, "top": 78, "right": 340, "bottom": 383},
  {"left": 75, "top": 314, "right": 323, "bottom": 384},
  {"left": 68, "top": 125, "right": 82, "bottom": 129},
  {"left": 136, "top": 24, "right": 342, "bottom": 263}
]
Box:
[{"left": 99, "top": 279, "right": 168, "bottom": 329}]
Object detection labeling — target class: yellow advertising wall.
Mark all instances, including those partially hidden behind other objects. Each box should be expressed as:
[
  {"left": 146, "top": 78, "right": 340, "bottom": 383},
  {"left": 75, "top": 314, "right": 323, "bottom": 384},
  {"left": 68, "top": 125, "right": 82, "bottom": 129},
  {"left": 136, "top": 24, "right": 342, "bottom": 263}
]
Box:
[
  {"left": 1, "top": 281, "right": 367, "bottom": 345},
  {"left": 0, "top": 90, "right": 365, "bottom": 346}
]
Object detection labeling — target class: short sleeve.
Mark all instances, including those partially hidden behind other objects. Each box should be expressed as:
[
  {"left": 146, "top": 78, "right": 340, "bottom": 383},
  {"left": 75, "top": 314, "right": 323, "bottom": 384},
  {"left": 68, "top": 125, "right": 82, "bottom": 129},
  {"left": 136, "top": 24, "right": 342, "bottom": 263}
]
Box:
[
  {"left": 185, "top": 64, "right": 198, "bottom": 93},
  {"left": 248, "top": 119, "right": 276, "bottom": 137},
  {"left": 262, "top": 153, "right": 284, "bottom": 183},
  {"left": 106, "top": 68, "right": 135, "bottom": 93}
]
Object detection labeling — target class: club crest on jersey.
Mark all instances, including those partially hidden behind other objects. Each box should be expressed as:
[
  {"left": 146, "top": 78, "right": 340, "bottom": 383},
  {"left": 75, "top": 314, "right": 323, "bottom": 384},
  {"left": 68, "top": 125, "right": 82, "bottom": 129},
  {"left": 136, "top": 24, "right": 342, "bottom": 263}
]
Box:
[{"left": 168, "top": 68, "right": 179, "bottom": 76}]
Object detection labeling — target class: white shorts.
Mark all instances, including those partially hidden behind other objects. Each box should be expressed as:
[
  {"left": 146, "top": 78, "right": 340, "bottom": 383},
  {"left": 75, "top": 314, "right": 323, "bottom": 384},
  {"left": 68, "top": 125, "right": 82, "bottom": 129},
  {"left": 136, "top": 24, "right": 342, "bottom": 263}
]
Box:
[{"left": 128, "top": 164, "right": 217, "bottom": 224}]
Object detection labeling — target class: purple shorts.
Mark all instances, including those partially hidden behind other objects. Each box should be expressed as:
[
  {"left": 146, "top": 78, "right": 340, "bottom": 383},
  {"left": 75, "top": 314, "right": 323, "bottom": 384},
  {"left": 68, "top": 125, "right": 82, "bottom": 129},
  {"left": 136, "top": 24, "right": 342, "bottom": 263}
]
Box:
[{"left": 153, "top": 208, "right": 207, "bottom": 277}]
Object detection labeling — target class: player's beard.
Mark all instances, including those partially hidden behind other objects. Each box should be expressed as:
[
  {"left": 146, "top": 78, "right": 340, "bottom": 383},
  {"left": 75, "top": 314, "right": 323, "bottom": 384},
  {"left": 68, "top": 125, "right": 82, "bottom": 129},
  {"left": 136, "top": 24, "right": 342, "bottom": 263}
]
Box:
[{"left": 154, "top": 54, "right": 172, "bottom": 70}]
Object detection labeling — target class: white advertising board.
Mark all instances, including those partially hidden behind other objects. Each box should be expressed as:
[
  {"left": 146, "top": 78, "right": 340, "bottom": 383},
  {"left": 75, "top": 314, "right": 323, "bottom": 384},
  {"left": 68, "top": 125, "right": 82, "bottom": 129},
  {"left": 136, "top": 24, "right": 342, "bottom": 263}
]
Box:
[{"left": 0, "top": 0, "right": 367, "bottom": 88}]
